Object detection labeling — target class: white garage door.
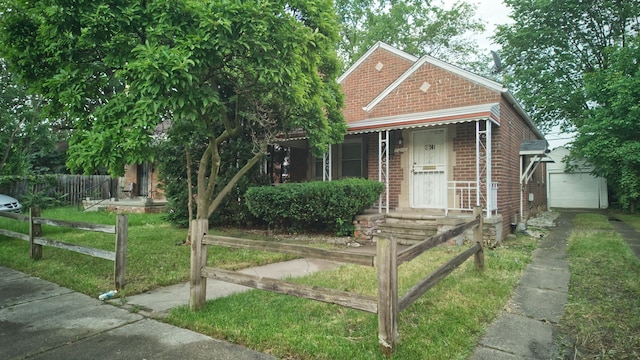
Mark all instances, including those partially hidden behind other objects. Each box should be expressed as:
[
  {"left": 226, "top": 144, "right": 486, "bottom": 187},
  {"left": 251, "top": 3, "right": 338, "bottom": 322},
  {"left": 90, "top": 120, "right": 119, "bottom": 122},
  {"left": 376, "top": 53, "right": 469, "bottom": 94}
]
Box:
[{"left": 549, "top": 173, "right": 600, "bottom": 208}]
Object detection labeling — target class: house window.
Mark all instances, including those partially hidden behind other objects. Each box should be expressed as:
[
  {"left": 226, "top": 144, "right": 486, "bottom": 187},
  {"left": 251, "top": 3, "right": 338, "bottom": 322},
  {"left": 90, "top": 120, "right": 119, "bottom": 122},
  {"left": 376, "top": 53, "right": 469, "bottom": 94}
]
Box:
[
  {"left": 314, "top": 157, "right": 323, "bottom": 180},
  {"left": 340, "top": 139, "right": 363, "bottom": 178}
]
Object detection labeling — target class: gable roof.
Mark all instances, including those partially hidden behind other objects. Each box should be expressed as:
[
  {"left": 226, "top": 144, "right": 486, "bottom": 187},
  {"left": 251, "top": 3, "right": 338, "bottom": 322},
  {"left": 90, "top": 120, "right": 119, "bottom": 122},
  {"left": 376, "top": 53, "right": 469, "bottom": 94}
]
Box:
[
  {"left": 337, "top": 42, "right": 418, "bottom": 84},
  {"left": 337, "top": 42, "right": 544, "bottom": 140},
  {"left": 363, "top": 54, "right": 504, "bottom": 112}
]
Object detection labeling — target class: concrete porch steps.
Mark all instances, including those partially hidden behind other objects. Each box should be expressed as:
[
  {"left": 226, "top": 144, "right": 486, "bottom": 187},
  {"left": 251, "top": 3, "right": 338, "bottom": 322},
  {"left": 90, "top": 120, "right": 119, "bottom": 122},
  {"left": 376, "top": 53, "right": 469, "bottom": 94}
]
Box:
[{"left": 373, "top": 213, "right": 472, "bottom": 246}]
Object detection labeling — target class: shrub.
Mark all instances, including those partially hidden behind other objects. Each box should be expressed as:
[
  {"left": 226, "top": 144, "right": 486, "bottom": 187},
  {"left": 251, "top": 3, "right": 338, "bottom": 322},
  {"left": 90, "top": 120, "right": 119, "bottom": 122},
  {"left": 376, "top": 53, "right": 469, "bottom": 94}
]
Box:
[{"left": 245, "top": 178, "right": 383, "bottom": 235}]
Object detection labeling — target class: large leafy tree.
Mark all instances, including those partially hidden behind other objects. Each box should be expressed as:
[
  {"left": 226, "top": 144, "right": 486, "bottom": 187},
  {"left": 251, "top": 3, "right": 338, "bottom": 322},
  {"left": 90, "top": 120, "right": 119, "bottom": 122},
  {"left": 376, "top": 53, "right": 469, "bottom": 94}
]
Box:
[
  {"left": 494, "top": 0, "right": 640, "bottom": 133},
  {"left": 0, "top": 59, "right": 66, "bottom": 176},
  {"left": 335, "top": 0, "right": 486, "bottom": 69},
  {"left": 495, "top": 0, "right": 640, "bottom": 209},
  {"left": 572, "top": 39, "right": 640, "bottom": 210},
  {"left": 0, "top": 0, "right": 346, "bottom": 220}
]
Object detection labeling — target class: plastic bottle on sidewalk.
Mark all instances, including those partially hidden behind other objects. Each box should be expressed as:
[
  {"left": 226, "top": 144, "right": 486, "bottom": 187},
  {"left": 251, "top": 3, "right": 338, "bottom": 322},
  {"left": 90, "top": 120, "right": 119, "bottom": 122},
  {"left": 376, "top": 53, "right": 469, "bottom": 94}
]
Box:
[{"left": 99, "top": 290, "right": 118, "bottom": 301}]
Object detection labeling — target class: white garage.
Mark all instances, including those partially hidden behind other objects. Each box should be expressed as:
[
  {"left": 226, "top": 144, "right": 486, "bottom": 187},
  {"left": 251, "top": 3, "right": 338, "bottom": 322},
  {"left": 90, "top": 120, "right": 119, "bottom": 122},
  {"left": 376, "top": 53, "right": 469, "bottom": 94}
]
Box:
[{"left": 546, "top": 147, "right": 608, "bottom": 209}]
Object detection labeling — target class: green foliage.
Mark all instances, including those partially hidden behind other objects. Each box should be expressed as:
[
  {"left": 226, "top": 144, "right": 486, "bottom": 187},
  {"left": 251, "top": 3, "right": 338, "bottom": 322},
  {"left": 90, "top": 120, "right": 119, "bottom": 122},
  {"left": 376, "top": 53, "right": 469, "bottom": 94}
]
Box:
[
  {"left": 496, "top": 1, "right": 640, "bottom": 209},
  {"left": 19, "top": 190, "right": 62, "bottom": 209},
  {"left": 335, "top": 0, "right": 486, "bottom": 70},
  {"left": 495, "top": 0, "right": 640, "bottom": 133},
  {"left": 572, "top": 38, "right": 640, "bottom": 210},
  {"left": 563, "top": 213, "right": 640, "bottom": 358},
  {"left": 157, "top": 128, "right": 269, "bottom": 228},
  {"left": 0, "top": 0, "right": 346, "bottom": 220},
  {"left": 245, "top": 178, "right": 383, "bottom": 234},
  {"left": 0, "top": 175, "right": 57, "bottom": 195},
  {"left": 0, "top": 207, "right": 291, "bottom": 295},
  {"left": 0, "top": 60, "right": 66, "bottom": 176}
]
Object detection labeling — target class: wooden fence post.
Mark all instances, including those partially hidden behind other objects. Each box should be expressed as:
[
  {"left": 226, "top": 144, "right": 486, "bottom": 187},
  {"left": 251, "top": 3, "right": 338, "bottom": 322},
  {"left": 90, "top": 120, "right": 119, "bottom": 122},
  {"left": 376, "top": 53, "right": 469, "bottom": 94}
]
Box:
[
  {"left": 29, "top": 207, "right": 42, "bottom": 260},
  {"left": 377, "top": 235, "right": 398, "bottom": 356},
  {"left": 473, "top": 206, "right": 485, "bottom": 271},
  {"left": 190, "top": 219, "right": 208, "bottom": 310},
  {"left": 114, "top": 214, "right": 128, "bottom": 290}
]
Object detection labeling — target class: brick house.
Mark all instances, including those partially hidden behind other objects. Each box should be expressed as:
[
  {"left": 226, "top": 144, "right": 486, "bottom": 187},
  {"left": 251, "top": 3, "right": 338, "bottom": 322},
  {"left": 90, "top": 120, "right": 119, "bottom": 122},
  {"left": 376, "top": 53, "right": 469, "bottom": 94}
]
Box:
[
  {"left": 120, "top": 162, "right": 164, "bottom": 201},
  {"left": 274, "top": 42, "right": 548, "bottom": 243}
]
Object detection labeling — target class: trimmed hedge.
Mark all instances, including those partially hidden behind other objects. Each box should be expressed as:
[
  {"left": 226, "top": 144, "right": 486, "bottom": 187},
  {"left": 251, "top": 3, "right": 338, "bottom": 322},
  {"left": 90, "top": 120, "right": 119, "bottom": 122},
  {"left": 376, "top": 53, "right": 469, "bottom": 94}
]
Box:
[{"left": 245, "top": 178, "right": 384, "bottom": 235}]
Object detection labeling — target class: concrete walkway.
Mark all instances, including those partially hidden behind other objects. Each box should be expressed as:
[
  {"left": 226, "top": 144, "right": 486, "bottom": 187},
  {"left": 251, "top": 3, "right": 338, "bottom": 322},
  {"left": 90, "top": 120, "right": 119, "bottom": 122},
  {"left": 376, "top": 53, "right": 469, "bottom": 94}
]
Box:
[
  {"left": 608, "top": 216, "right": 640, "bottom": 260},
  {"left": 470, "top": 212, "right": 573, "bottom": 360},
  {"left": 0, "top": 266, "right": 276, "bottom": 360},
  {"left": 121, "top": 258, "right": 340, "bottom": 317},
  {"left": 10, "top": 210, "right": 632, "bottom": 359}
]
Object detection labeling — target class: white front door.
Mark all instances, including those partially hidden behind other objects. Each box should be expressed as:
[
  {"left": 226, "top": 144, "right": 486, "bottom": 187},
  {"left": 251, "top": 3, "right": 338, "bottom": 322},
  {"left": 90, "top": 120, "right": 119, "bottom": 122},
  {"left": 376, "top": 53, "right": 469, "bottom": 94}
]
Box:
[{"left": 411, "top": 129, "right": 446, "bottom": 208}]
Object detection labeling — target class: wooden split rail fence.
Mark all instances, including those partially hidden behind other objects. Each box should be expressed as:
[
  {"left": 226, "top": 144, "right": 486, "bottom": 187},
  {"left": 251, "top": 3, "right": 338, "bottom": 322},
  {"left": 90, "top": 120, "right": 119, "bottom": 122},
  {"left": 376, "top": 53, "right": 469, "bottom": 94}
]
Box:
[
  {"left": 189, "top": 207, "right": 484, "bottom": 356},
  {"left": 0, "top": 208, "right": 128, "bottom": 289}
]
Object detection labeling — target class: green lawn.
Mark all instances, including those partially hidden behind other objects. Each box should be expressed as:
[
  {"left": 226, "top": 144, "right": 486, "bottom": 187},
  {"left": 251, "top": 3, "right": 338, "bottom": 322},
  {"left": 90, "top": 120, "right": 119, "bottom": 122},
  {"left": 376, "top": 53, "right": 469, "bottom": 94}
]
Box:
[
  {"left": 166, "top": 234, "right": 538, "bottom": 359},
  {"left": 0, "top": 207, "right": 291, "bottom": 296},
  {"left": 0, "top": 206, "right": 546, "bottom": 359},
  {"left": 559, "top": 212, "right": 640, "bottom": 359}
]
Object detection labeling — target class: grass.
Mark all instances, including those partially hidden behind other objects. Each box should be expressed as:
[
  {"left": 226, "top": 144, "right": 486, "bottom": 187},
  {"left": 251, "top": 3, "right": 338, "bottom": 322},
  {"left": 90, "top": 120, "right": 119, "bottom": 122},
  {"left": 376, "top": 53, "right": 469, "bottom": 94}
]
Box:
[
  {"left": 0, "top": 206, "right": 542, "bottom": 358},
  {"left": 0, "top": 207, "right": 291, "bottom": 297},
  {"left": 559, "top": 212, "right": 640, "bottom": 359},
  {"left": 614, "top": 212, "right": 640, "bottom": 231},
  {"left": 166, "top": 234, "right": 538, "bottom": 359}
]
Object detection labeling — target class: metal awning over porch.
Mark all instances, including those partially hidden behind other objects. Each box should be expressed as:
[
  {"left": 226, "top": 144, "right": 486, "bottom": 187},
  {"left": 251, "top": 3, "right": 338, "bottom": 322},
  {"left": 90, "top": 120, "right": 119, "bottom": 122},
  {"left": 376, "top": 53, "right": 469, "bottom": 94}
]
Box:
[
  {"left": 346, "top": 103, "right": 500, "bottom": 134},
  {"left": 273, "top": 103, "right": 503, "bottom": 218},
  {"left": 342, "top": 103, "right": 500, "bottom": 217}
]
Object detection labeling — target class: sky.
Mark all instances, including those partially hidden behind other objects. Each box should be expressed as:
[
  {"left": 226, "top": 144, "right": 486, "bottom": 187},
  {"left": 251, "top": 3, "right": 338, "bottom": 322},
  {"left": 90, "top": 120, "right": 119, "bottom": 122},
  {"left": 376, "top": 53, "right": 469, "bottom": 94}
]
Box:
[{"left": 443, "top": 0, "right": 573, "bottom": 149}]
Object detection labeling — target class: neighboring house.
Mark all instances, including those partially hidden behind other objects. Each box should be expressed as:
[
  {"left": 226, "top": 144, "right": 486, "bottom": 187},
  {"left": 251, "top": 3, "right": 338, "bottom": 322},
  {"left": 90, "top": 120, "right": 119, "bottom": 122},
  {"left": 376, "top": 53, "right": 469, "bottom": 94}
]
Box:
[
  {"left": 546, "top": 147, "right": 608, "bottom": 209},
  {"left": 107, "top": 120, "right": 168, "bottom": 213},
  {"left": 120, "top": 162, "right": 165, "bottom": 201},
  {"left": 274, "top": 42, "right": 548, "bottom": 243},
  {"left": 83, "top": 162, "right": 167, "bottom": 214}
]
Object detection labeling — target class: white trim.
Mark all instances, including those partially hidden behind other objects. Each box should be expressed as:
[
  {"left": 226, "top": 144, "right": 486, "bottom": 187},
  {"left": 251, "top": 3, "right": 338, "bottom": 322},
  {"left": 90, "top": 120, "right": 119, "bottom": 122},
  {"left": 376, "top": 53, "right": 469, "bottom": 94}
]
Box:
[
  {"left": 322, "top": 145, "right": 332, "bottom": 181},
  {"left": 378, "top": 131, "right": 390, "bottom": 214},
  {"left": 485, "top": 119, "right": 492, "bottom": 218},
  {"left": 337, "top": 42, "right": 418, "bottom": 84},
  {"left": 363, "top": 55, "right": 505, "bottom": 112},
  {"left": 348, "top": 103, "right": 500, "bottom": 134}
]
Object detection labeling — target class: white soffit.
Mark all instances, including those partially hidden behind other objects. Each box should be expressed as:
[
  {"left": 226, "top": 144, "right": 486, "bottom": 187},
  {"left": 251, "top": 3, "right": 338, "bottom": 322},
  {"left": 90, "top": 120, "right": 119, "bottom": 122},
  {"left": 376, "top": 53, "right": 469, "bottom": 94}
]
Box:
[
  {"left": 337, "top": 41, "right": 418, "bottom": 84},
  {"left": 347, "top": 103, "right": 500, "bottom": 134}
]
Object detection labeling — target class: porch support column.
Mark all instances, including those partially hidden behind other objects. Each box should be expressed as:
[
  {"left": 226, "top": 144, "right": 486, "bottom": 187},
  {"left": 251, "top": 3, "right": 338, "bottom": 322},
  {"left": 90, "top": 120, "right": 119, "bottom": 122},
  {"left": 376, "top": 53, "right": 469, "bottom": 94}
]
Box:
[
  {"left": 475, "top": 121, "right": 481, "bottom": 207},
  {"left": 323, "top": 145, "right": 332, "bottom": 181},
  {"left": 378, "top": 130, "right": 389, "bottom": 214},
  {"left": 485, "top": 119, "right": 492, "bottom": 218}
]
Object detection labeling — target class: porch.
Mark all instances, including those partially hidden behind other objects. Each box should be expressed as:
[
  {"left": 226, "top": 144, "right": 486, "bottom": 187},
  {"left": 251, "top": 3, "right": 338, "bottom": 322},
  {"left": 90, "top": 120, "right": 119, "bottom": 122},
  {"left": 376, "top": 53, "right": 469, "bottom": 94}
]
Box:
[
  {"left": 82, "top": 197, "right": 168, "bottom": 214},
  {"left": 353, "top": 207, "right": 503, "bottom": 247}
]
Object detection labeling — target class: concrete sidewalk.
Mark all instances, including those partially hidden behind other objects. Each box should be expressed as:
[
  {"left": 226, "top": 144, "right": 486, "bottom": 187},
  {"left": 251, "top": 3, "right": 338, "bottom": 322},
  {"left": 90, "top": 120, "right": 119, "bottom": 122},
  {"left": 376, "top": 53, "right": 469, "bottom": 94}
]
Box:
[
  {"left": 470, "top": 212, "right": 573, "bottom": 360},
  {"left": 0, "top": 257, "right": 344, "bottom": 359},
  {"left": 121, "top": 258, "right": 340, "bottom": 317},
  {"left": 0, "top": 266, "right": 276, "bottom": 360},
  {"left": 1, "top": 212, "right": 580, "bottom": 359}
]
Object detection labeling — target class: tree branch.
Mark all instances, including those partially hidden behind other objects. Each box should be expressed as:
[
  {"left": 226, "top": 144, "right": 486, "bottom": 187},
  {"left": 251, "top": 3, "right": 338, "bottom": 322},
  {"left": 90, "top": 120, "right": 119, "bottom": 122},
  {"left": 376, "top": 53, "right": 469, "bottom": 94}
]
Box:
[{"left": 207, "top": 143, "right": 267, "bottom": 218}]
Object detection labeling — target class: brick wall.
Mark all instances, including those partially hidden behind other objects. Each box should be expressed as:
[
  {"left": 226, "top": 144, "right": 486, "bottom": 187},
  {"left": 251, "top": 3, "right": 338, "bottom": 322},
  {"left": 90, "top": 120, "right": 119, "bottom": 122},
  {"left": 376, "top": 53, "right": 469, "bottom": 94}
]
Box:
[
  {"left": 492, "top": 100, "right": 547, "bottom": 236},
  {"left": 341, "top": 49, "right": 415, "bottom": 124},
  {"left": 451, "top": 104, "right": 547, "bottom": 240},
  {"left": 339, "top": 45, "right": 547, "bottom": 241},
  {"left": 367, "top": 63, "right": 500, "bottom": 119},
  {"left": 121, "top": 163, "right": 165, "bottom": 200}
]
